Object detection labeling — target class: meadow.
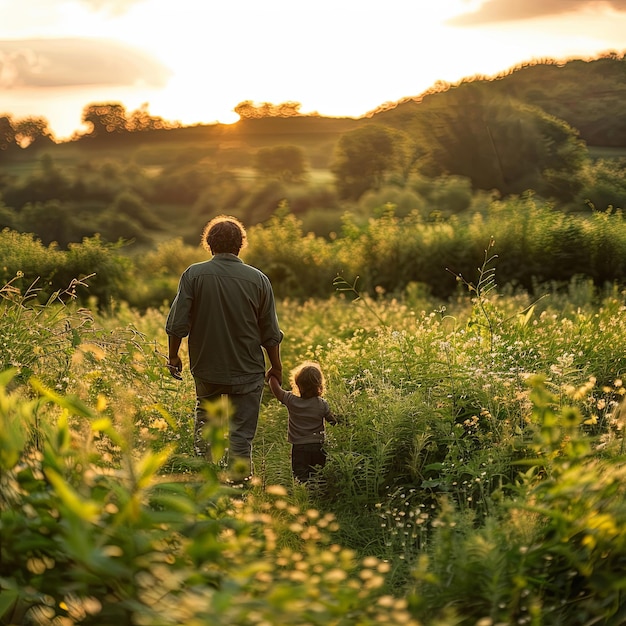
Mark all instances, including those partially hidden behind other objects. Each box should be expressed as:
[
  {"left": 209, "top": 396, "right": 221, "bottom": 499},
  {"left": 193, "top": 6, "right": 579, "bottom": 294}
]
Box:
[
  {"left": 4, "top": 53, "right": 626, "bottom": 625},
  {"left": 2, "top": 227, "right": 626, "bottom": 625}
]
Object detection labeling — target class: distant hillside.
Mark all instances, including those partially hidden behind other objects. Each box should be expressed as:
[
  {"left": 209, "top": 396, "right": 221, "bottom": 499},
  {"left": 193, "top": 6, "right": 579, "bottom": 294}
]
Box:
[
  {"left": 369, "top": 53, "right": 626, "bottom": 147},
  {"left": 62, "top": 115, "right": 363, "bottom": 169},
  {"left": 4, "top": 53, "right": 626, "bottom": 253},
  {"left": 8, "top": 53, "right": 626, "bottom": 179}
]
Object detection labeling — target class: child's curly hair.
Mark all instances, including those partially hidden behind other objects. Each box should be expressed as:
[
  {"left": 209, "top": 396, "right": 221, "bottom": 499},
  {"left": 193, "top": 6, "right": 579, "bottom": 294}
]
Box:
[
  {"left": 202, "top": 215, "right": 248, "bottom": 254},
  {"left": 290, "top": 361, "right": 325, "bottom": 399}
]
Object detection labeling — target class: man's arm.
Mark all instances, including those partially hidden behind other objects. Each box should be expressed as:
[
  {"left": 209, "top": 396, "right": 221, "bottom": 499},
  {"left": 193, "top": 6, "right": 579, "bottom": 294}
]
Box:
[
  {"left": 167, "top": 335, "right": 183, "bottom": 379},
  {"left": 264, "top": 343, "right": 282, "bottom": 385},
  {"left": 267, "top": 375, "right": 285, "bottom": 403}
]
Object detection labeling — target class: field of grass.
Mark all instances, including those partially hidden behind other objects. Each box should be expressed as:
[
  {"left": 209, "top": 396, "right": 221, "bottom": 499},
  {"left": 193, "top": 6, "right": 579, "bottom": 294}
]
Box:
[
  {"left": 2, "top": 260, "right": 626, "bottom": 624},
  {"left": 588, "top": 146, "right": 626, "bottom": 160}
]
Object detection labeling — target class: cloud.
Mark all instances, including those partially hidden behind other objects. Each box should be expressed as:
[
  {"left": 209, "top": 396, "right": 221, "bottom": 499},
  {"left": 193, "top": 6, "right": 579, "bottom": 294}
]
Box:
[
  {"left": 449, "top": 0, "right": 626, "bottom": 25},
  {"left": 76, "top": 0, "right": 147, "bottom": 16},
  {"left": 0, "top": 38, "right": 171, "bottom": 89}
]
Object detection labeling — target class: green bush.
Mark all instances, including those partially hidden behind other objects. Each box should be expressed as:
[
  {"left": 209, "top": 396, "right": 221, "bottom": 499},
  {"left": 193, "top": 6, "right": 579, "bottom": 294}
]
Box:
[
  {"left": 0, "top": 230, "right": 133, "bottom": 307},
  {"left": 245, "top": 208, "right": 340, "bottom": 299},
  {"left": 358, "top": 186, "right": 426, "bottom": 218},
  {"left": 0, "top": 230, "right": 63, "bottom": 290},
  {"left": 410, "top": 376, "right": 626, "bottom": 625}
]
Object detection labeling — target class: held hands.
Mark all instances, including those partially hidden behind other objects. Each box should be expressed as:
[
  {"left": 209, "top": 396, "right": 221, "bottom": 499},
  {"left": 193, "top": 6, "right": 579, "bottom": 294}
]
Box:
[
  {"left": 265, "top": 367, "right": 282, "bottom": 385},
  {"left": 265, "top": 372, "right": 284, "bottom": 402}
]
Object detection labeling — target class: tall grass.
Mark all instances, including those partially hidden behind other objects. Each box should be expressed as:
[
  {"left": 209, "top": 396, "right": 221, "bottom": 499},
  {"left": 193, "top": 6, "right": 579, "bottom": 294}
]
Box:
[{"left": 2, "top": 231, "right": 626, "bottom": 623}]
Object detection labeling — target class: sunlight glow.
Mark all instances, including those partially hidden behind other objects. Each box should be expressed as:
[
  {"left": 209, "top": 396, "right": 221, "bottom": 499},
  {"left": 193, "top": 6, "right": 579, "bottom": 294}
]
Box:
[{"left": 0, "top": 0, "right": 625, "bottom": 138}]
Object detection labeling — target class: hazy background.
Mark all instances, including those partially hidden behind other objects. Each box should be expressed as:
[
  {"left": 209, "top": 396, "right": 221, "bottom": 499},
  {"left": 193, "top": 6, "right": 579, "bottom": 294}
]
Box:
[{"left": 2, "top": 0, "right": 626, "bottom": 139}]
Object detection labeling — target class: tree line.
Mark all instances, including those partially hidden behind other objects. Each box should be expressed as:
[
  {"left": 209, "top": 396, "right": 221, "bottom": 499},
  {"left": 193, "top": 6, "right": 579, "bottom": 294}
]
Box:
[
  {"left": 2, "top": 199, "right": 626, "bottom": 311},
  {"left": 0, "top": 53, "right": 626, "bottom": 252}
]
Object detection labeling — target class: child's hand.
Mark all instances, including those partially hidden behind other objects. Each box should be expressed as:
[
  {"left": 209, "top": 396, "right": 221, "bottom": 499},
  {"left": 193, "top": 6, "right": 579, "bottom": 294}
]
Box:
[
  {"left": 330, "top": 412, "right": 345, "bottom": 425},
  {"left": 265, "top": 368, "right": 282, "bottom": 384}
]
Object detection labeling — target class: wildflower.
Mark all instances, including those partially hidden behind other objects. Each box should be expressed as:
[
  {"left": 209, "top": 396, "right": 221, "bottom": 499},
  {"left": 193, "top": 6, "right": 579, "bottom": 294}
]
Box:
[
  {"left": 562, "top": 406, "right": 582, "bottom": 427},
  {"left": 324, "top": 569, "right": 347, "bottom": 584}
]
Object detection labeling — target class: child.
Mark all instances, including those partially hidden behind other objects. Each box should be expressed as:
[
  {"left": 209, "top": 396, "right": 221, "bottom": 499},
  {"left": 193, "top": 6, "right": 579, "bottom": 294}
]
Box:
[{"left": 267, "top": 361, "right": 336, "bottom": 482}]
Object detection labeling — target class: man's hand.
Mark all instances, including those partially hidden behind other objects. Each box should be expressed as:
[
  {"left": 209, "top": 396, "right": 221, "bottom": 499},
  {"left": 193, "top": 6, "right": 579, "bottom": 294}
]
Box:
[
  {"left": 265, "top": 366, "right": 282, "bottom": 385},
  {"left": 167, "top": 355, "right": 183, "bottom": 380},
  {"left": 264, "top": 344, "right": 282, "bottom": 385},
  {"left": 266, "top": 373, "right": 284, "bottom": 402}
]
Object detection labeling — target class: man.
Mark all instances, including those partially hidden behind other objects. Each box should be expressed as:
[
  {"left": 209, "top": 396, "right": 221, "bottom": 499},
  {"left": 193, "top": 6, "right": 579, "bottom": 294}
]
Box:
[{"left": 165, "top": 216, "right": 283, "bottom": 481}]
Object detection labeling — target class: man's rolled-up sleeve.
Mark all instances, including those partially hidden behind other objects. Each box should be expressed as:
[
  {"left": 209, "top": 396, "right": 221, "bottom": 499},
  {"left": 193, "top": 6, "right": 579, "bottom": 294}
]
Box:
[
  {"left": 259, "top": 277, "right": 283, "bottom": 347},
  {"left": 165, "top": 272, "right": 193, "bottom": 338}
]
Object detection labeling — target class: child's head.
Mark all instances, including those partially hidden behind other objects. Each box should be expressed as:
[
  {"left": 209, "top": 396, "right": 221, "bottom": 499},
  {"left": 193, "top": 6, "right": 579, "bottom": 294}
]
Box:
[{"left": 290, "top": 361, "right": 325, "bottom": 399}]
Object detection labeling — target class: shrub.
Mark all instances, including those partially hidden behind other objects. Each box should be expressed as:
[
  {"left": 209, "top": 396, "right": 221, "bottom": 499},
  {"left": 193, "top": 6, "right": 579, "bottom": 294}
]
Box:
[
  {"left": 0, "top": 230, "right": 63, "bottom": 290},
  {"left": 62, "top": 237, "right": 133, "bottom": 307},
  {"left": 245, "top": 207, "right": 339, "bottom": 299},
  {"left": 410, "top": 376, "right": 626, "bottom": 625},
  {"left": 0, "top": 230, "right": 133, "bottom": 307},
  {"left": 358, "top": 186, "right": 426, "bottom": 218}
]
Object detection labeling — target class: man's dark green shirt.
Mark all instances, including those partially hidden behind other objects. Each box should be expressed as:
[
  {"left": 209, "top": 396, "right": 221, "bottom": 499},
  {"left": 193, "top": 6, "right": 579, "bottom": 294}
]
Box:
[{"left": 165, "top": 254, "right": 283, "bottom": 385}]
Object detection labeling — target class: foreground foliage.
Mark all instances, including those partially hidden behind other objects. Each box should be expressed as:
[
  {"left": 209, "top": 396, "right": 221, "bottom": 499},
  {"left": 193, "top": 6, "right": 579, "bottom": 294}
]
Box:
[{"left": 2, "top": 251, "right": 626, "bottom": 624}]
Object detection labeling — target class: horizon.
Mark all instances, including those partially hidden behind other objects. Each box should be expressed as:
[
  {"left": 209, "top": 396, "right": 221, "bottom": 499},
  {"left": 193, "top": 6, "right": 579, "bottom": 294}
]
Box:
[
  {"left": 12, "top": 51, "right": 626, "bottom": 143},
  {"left": 2, "top": 1, "right": 626, "bottom": 140}
]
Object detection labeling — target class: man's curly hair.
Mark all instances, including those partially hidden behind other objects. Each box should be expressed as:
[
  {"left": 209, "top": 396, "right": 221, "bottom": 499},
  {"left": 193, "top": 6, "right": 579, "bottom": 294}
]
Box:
[{"left": 202, "top": 215, "right": 248, "bottom": 254}]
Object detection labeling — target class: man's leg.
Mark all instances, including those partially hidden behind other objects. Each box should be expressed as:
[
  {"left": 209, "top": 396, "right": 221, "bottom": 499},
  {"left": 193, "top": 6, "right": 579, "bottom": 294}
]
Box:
[
  {"left": 193, "top": 378, "right": 224, "bottom": 463},
  {"left": 194, "top": 396, "right": 220, "bottom": 462},
  {"left": 228, "top": 380, "right": 264, "bottom": 478}
]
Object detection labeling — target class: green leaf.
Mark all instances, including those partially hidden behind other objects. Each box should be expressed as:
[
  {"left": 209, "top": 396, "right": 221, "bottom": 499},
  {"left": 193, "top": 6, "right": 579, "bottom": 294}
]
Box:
[
  {"left": 424, "top": 462, "right": 444, "bottom": 471},
  {"left": 518, "top": 304, "right": 535, "bottom": 328},
  {"left": 149, "top": 403, "right": 178, "bottom": 430},
  {"left": 150, "top": 493, "right": 197, "bottom": 514},
  {"left": 135, "top": 447, "right": 173, "bottom": 490},
  {"left": 0, "top": 588, "right": 20, "bottom": 619},
  {"left": 43, "top": 467, "right": 100, "bottom": 522},
  {"left": 30, "top": 378, "right": 93, "bottom": 418},
  {"left": 91, "top": 417, "right": 126, "bottom": 448},
  {"left": 421, "top": 479, "right": 444, "bottom": 488},
  {"left": 0, "top": 367, "right": 17, "bottom": 387}
]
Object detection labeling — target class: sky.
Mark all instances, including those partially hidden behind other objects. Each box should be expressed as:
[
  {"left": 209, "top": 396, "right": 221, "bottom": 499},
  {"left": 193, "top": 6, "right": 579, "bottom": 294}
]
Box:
[{"left": 1, "top": 0, "right": 626, "bottom": 140}]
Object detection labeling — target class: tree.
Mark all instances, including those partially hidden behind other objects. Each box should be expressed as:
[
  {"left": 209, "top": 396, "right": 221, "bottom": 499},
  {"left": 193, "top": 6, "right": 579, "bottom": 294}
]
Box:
[
  {"left": 234, "top": 101, "right": 258, "bottom": 120},
  {"left": 82, "top": 103, "right": 129, "bottom": 138},
  {"left": 95, "top": 210, "right": 150, "bottom": 244},
  {"left": 0, "top": 116, "right": 16, "bottom": 153},
  {"left": 17, "top": 200, "right": 75, "bottom": 246},
  {"left": 234, "top": 100, "right": 302, "bottom": 120},
  {"left": 275, "top": 101, "right": 302, "bottom": 117},
  {"left": 109, "top": 191, "right": 162, "bottom": 230},
  {"left": 0, "top": 201, "right": 17, "bottom": 231},
  {"left": 331, "top": 124, "right": 409, "bottom": 200},
  {"left": 577, "top": 158, "right": 626, "bottom": 211},
  {"left": 3, "top": 155, "right": 72, "bottom": 208},
  {"left": 126, "top": 103, "right": 171, "bottom": 132},
  {"left": 408, "top": 85, "right": 589, "bottom": 201},
  {"left": 14, "top": 117, "right": 54, "bottom": 148},
  {"left": 253, "top": 145, "right": 308, "bottom": 182}
]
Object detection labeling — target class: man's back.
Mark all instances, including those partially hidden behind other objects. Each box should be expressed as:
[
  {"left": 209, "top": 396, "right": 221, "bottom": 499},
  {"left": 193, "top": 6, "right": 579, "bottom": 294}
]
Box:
[{"left": 166, "top": 253, "right": 281, "bottom": 384}]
